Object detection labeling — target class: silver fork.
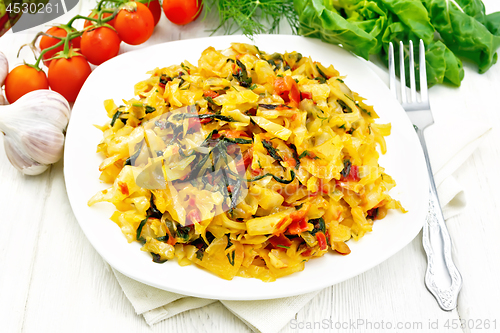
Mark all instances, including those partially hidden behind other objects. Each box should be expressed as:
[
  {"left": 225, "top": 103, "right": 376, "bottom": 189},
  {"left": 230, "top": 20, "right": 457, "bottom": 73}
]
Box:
[{"left": 388, "top": 40, "right": 462, "bottom": 311}]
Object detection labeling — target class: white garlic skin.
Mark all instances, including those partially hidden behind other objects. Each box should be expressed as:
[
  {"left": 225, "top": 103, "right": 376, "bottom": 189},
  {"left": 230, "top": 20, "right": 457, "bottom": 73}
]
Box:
[
  {"left": 3, "top": 135, "right": 49, "bottom": 175},
  {"left": 0, "top": 51, "right": 8, "bottom": 106},
  {"left": 0, "top": 52, "right": 9, "bottom": 87},
  {"left": 0, "top": 52, "right": 8, "bottom": 87},
  {"left": 11, "top": 89, "right": 71, "bottom": 130},
  {"left": 0, "top": 90, "right": 71, "bottom": 175}
]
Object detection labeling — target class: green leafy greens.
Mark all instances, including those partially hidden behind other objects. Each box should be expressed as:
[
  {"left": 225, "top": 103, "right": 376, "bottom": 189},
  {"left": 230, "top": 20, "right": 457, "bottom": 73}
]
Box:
[
  {"left": 294, "top": 0, "right": 500, "bottom": 86},
  {"left": 204, "top": 0, "right": 500, "bottom": 85},
  {"left": 421, "top": 0, "right": 500, "bottom": 74}
]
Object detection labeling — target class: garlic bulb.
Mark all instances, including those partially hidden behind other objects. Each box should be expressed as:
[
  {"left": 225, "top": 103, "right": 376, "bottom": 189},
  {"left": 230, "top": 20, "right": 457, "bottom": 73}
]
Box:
[
  {"left": 0, "top": 52, "right": 8, "bottom": 106},
  {"left": 0, "top": 90, "right": 71, "bottom": 175},
  {"left": 0, "top": 51, "right": 8, "bottom": 87}
]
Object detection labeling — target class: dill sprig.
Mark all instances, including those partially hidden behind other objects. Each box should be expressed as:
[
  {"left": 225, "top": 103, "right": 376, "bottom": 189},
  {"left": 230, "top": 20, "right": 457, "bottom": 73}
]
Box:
[{"left": 204, "top": 0, "right": 298, "bottom": 36}]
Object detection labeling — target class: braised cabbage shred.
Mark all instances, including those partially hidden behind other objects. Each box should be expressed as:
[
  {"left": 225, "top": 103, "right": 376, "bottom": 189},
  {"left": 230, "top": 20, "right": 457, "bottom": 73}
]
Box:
[{"left": 88, "top": 43, "right": 405, "bottom": 282}]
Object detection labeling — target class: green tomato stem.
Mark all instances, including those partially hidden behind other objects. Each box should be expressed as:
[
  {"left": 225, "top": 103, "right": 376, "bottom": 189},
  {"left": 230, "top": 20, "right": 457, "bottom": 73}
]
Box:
[
  {"left": 33, "top": 39, "right": 64, "bottom": 69},
  {"left": 67, "top": 14, "right": 97, "bottom": 27},
  {"left": 63, "top": 34, "right": 70, "bottom": 54},
  {"left": 99, "top": 8, "right": 119, "bottom": 24},
  {"left": 66, "top": 0, "right": 123, "bottom": 28},
  {"left": 31, "top": 30, "right": 82, "bottom": 69}
]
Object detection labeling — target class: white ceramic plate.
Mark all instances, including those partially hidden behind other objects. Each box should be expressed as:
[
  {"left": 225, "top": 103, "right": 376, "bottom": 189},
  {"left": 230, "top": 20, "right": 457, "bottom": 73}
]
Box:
[{"left": 64, "top": 35, "right": 429, "bottom": 300}]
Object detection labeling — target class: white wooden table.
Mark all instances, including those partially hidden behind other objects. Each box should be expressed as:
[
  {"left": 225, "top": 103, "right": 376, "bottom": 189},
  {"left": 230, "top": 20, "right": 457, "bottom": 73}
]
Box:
[{"left": 1, "top": 1, "right": 500, "bottom": 332}]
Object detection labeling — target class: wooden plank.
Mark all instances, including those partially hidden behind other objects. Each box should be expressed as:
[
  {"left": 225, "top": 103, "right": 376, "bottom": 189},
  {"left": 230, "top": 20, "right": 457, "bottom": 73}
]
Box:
[
  {"left": 0, "top": 140, "right": 52, "bottom": 332},
  {"left": 18, "top": 161, "right": 142, "bottom": 332},
  {"left": 3, "top": 1, "right": 500, "bottom": 332},
  {"left": 445, "top": 59, "right": 500, "bottom": 329},
  {"left": 282, "top": 237, "right": 462, "bottom": 333}
]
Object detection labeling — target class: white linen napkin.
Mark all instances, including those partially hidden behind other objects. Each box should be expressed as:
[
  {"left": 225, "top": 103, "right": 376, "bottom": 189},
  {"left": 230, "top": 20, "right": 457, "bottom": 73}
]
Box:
[
  {"left": 110, "top": 58, "right": 491, "bottom": 332},
  {"left": 113, "top": 268, "right": 320, "bottom": 332},
  {"left": 425, "top": 118, "right": 490, "bottom": 219},
  {"left": 110, "top": 116, "right": 490, "bottom": 333}
]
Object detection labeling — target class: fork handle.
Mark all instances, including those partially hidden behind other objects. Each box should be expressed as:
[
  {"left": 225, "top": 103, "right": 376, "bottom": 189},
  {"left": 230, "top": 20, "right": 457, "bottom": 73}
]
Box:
[{"left": 417, "top": 129, "right": 463, "bottom": 311}]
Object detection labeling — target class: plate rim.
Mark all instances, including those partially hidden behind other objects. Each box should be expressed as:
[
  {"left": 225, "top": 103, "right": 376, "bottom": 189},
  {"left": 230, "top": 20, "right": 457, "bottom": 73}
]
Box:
[{"left": 64, "top": 34, "right": 429, "bottom": 300}]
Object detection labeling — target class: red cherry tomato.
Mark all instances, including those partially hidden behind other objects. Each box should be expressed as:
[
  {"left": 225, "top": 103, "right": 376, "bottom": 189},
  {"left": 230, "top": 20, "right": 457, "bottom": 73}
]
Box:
[
  {"left": 115, "top": 2, "right": 154, "bottom": 45},
  {"left": 39, "top": 26, "right": 81, "bottom": 66},
  {"left": 136, "top": 0, "right": 161, "bottom": 26},
  {"left": 162, "top": 0, "right": 202, "bottom": 25},
  {"left": 84, "top": 10, "right": 117, "bottom": 28},
  {"left": 4, "top": 65, "right": 49, "bottom": 103},
  {"left": 81, "top": 27, "right": 121, "bottom": 65},
  {"left": 48, "top": 56, "right": 92, "bottom": 103}
]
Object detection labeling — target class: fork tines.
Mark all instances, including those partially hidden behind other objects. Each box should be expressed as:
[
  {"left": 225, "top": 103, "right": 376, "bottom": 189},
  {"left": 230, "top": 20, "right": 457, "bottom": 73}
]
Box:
[{"left": 388, "top": 39, "right": 429, "bottom": 108}]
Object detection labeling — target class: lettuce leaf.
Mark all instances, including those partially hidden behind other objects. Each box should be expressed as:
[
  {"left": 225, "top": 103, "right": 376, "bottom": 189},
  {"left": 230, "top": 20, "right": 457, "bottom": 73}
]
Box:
[
  {"left": 483, "top": 12, "right": 500, "bottom": 36},
  {"left": 295, "top": 0, "right": 464, "bottom": 86},
  {"left": 428, "top": 40, "right": 465, "bottom": 86},
  {"left": 295, "top": 0, "right": 385, "bottom": 59},
  {"left": 422, "top": 0, "right": 500, "bottom": 73},
  {"left": 378, "top": 0, "right": 464, "bottom": 86},
  {"left": 380, "top": 18, "right": 463, "bottom": 87},
  {"left": 294, "top": 0, "right": 499, "bottom": 86},
  {"left": 454, "top": 0, "right": 485, "bottom": 20},
  {"left": 377, "top": 0, "right": 435, "bottom": 43}
]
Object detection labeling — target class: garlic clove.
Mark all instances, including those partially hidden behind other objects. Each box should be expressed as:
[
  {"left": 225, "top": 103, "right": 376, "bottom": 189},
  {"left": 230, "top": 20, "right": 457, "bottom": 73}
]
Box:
[
  {"left": 0, "top": 89, "right": 71, "bottom": 176},
  {"left": 0, "top": 51, "right": 8, "bottom": 87},
  {"left": 3, "top": 135, "right": 49, "bottom": 175},
  {"left": 12, "top": 90, "right": 71, "bottom": 131},
  {"left": 20, "top": 122, "right": 65, "bottom": 165},
  {"left": 22, "top": 164, "right": 51, "bottom": 176}
]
